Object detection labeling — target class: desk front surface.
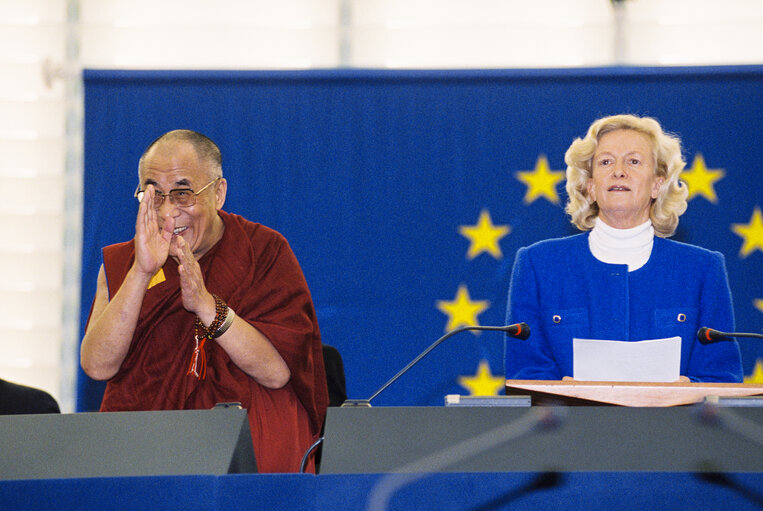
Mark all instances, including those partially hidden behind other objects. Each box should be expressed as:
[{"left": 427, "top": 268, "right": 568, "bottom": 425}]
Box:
[
  {"left": 320, "top": 406, "right": 763, "bottom": 474},
  {"left": 0, "top": 408, "right": 256, "bottom": 480}
]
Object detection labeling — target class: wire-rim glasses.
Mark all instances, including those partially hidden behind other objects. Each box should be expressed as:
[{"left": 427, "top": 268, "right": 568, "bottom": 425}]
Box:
[{"left": 134, "top": 178, "right": 220, "bottom": 209}]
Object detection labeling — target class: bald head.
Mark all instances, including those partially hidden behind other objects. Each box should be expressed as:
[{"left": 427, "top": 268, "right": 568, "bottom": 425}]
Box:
[{"left": 138, "top": 130, "right": 222, "bottom": 181}]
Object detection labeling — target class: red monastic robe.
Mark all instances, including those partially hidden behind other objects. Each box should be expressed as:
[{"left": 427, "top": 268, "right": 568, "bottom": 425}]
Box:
[{"left": 96, "top": 210, "right": 328, "bottom": 473}]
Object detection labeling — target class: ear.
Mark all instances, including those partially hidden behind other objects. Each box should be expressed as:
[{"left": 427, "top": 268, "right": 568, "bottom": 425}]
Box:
[
  {"left": 215, "top": 178, "right": 227, "bottom": 210},
  {"left": 651, "top": 176, "right": 665, "bottom": 199},
  {"left": 586, "top": 178, "right": 596, "bottom": 203}
]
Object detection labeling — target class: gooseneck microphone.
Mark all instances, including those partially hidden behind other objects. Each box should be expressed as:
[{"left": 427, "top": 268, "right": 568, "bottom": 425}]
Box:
[
  {"left": 697, "top": 327, "right": 763, "bottom": 344},
  {"left": 341, "top": 323, "right": 530, "bottom": 407}
]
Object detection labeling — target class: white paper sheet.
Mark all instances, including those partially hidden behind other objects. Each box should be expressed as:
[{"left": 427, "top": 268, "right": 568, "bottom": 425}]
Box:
[{"left": 572, "top": 336, "right": 681, "bottom": 382}]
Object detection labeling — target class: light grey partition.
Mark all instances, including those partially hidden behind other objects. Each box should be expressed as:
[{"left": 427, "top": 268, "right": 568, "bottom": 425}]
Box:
[{"left": 0, "top": 408, "right": 256, "bottom": 480}]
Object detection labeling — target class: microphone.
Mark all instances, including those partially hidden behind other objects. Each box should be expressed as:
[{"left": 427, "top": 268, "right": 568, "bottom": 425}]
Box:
[
  {"left": 504, "top": 322, "right": 531, "bottom": 340},
  {"left": 697, "top": 327, "right": 763, "bottom": 344},
  {"left": 341, "top": 323, "right": 530, "bottom": 407}
]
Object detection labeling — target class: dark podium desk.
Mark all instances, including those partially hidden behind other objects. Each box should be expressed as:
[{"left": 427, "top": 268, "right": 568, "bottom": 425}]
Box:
[
  {"left": 0, "top": 408, "right": 256, "bottom": 480},
  {"left": 319, "top": 405, "right": 763, "bottom": 474},
  {"left": 314, "top": 384, "right": 763, "bottom": 509},
  {"left": 1, "top": 399, "right": 762, "bottom": 511},
  {"left": 321, "top": 381, "right": 763, "bottom": 474}
]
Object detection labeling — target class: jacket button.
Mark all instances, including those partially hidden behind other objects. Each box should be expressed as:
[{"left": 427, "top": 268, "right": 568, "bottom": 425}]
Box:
[
  {"left": 677, "top": 313, "right": 686, "bottom": 322},
  {"left": 553, "top": 315, "right": 561, "bottom": 324}
]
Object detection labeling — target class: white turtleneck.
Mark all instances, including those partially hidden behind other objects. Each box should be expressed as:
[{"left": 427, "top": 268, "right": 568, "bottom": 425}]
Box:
[{"left": 588, "top": 217, "right": 654, "bottom": 272}]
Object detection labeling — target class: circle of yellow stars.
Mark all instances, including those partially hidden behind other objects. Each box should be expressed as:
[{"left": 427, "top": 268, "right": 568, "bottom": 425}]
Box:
[
  {"left": 436, "top": 207, "right": 512, "bottom": 397},
  {"left": 436, "top": 284, "right": 505, "bottom": 396},
  {"left": 436, "top": 284, "right": 490, "bottom": 333},
  {"left": 680, "top": 154, "right": 725, "bottom": 203},
  {"left": 751, "top": 298, "right": 763, "bottom": 383},
  {"left": 437, "top": 154, "right": 763, "bottom": 392},
  {"left": 458, "top": 209, "right": 510, "bottom": 260},
  {"left": 732, "top": 206, "right": 763, "bottom": 258},
  {"left": 680, "top": 156, "right": 762, "bottom": 383},
  {"left": 731, "top": 207, "right": 763, "bottom": 382},
  {"left": 514, "top": 155, "right": 565, "bottom": 204},
  {"left": 745, "top": 359, "right": 763, "bottom": 384},
  {"left": 458, "top": 359, "right": 506, "bottom": 396}
]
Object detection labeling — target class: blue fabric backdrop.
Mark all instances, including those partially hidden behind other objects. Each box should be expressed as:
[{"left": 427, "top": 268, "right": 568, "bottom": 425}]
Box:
[{"left": 79, "top": 66, "right": 763, "bottom": 411}]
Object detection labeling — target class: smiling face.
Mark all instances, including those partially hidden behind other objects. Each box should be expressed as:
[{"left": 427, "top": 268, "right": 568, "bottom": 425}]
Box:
[
  {"left": 139, "top": 140, "right": 227, "bottom": 259},
  {"left": 587, "top": 128, "right": 664, "bottom": 229}
]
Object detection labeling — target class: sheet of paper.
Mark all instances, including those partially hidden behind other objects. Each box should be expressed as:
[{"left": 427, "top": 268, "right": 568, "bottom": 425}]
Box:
[{"left": 573, "top": 336, "right": 681, "bottom": 382}]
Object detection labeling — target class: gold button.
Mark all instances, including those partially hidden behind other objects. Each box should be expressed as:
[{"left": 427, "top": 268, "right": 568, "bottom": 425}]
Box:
[
  {"left": 553, "top": 315, "right": 561, "bottom": 324},
  {"left": 677, "top": 313, "right": 686, "bottom": 322}
]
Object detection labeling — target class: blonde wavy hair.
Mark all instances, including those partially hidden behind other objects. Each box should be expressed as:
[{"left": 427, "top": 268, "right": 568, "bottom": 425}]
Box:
[{"left": 564, "top": 114, "right": 688, "bottom": 237}]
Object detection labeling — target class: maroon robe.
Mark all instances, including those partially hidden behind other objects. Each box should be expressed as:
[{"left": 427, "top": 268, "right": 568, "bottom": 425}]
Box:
[{"left": 96, "top": 210, "right": 328, "bottom": 473}]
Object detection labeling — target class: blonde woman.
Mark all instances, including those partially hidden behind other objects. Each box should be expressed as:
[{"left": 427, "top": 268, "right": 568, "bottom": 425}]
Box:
[{"left": 505, "top": 114, "right": 742, "bottom": 382}]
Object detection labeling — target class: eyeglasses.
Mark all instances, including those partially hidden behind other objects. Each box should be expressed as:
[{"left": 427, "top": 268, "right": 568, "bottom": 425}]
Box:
[{"left": 134, "top": 178, "right": 220, "bottom": 209}]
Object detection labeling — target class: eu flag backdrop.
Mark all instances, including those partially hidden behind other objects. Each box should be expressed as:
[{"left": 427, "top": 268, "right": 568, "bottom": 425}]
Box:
[{"left": 79, "top": 67, "right": 763, "bottom": 410}]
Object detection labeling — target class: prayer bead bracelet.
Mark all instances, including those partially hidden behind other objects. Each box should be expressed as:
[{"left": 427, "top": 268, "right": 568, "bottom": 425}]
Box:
[{"left": 195, "top": 294, "right": 235, "bottom": 339}]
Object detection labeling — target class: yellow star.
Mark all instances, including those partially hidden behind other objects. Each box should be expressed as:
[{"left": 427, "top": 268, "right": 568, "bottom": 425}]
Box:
[
  {"left": 436, "top": 284, "right": 490, "bottom": 332},
  {"left": 458, "top": 209, "right": 511, "bottom": 260},
  {"left": 731, "top": 206, "right": 763, "bottom": 257},
  {"left": 744, "top": 358, "right": 763, "bottom": 384},
  {"left": 680, "top": 154, "right": 725, "bottom": 203},
  {"left": 458, "top": 359, "right": 506, "bottom": 396},
  {"left": 515, "top": 155, "right": 565, "bottom": 204},
  {"left": 754, "top": 298, "right": 763, "bottom": 314}
]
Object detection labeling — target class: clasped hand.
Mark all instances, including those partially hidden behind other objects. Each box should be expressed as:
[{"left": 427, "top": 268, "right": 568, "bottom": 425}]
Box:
[{"left": 134, "top": 184, "right": 213, "bottom": 318}]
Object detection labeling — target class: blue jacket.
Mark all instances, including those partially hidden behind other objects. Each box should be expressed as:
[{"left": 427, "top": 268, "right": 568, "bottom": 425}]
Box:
[{"left": 505, "top": 234, "right": 743, "bottom": 382}]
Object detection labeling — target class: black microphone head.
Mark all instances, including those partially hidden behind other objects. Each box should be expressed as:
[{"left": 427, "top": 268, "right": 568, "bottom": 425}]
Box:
[
  {"left": 507, "top": 322, "right": 530, "bottom": 340},
  {"left": 697, "top": 327, "right": 727, "bottom": 344},
  {"left": 697, "top": 327, "right": 762, "bottom": 343}
]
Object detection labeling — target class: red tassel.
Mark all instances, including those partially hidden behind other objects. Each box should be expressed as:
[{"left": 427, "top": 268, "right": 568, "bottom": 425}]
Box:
[{"left": 187, "top": 335, "right": 207, "bottom": 380}]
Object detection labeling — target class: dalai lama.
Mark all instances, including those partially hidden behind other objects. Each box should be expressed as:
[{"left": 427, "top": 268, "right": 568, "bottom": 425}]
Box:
[{"left": 81, "top": 130, "right": 328, "bottom": 473}]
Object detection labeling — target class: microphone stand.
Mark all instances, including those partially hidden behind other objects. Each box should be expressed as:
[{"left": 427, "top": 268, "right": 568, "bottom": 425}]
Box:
[{"left": 342, "top": 325, "right": 527, "bottom": 407}]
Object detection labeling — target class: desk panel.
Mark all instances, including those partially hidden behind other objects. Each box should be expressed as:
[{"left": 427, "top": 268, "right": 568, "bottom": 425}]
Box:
[{"left": 320, "top": 406, "right": 763, "bottom": 473}]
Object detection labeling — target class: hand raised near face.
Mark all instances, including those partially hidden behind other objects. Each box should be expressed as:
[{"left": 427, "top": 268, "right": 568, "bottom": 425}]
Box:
[
  {"left": 133, "top": 184, "right": 174, "bottom": 278},
  {"left": 174, "top": 233, "right": 214, "bottom": 319}
]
